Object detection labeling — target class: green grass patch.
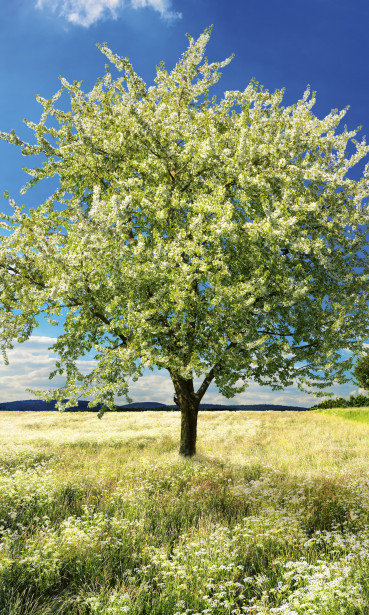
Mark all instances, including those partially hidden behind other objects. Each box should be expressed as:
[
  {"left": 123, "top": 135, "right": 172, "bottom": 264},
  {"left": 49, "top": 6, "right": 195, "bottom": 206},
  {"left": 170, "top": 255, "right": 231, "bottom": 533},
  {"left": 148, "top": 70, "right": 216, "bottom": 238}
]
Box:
[{"left": 317, "top": 406, "right": 369, "bottom": 425}]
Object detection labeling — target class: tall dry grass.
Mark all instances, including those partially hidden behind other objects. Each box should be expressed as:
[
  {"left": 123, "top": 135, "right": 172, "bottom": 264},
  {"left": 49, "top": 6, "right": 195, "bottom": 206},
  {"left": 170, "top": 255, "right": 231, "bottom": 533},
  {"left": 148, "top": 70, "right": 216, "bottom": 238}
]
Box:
[{"left": 0, "top": 409, "right": 368, "bottom": 614}]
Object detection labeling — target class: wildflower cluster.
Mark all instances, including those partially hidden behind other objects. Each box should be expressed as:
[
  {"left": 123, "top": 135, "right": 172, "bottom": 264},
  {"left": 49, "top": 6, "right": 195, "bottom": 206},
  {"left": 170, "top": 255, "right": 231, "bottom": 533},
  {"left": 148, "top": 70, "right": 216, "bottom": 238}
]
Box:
[{"left": 1, "top": 409, "right": 369, "bottom": 613}]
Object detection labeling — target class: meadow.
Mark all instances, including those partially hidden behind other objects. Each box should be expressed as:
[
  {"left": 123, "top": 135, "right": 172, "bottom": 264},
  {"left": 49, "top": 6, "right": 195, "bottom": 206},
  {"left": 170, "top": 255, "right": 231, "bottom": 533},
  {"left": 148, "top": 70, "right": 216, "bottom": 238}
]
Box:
[{"left": 0, "top": 408, "right": 369, "bottom": 614}]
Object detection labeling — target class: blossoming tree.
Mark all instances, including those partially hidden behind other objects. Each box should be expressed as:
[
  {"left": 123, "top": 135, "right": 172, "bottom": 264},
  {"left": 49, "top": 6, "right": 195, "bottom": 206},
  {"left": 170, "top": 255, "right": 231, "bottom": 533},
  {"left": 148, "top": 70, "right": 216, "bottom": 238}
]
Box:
[{"left": 1, "top": 28, "right": 369, "bottom": 455}]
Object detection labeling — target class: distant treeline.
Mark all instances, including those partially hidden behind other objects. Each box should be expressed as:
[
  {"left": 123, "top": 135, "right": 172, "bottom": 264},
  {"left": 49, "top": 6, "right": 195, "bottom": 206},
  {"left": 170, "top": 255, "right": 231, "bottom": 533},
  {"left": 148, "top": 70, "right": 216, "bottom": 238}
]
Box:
[{"left": 310, "top": 394, "right": 369, "bottom": 410}]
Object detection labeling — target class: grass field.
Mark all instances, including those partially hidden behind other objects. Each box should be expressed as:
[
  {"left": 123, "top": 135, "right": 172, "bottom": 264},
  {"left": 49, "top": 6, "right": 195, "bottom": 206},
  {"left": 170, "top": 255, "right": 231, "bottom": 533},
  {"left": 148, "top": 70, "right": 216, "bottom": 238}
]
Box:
[{"left": 1, "top": 408, "right": 369, "bottom": 614}]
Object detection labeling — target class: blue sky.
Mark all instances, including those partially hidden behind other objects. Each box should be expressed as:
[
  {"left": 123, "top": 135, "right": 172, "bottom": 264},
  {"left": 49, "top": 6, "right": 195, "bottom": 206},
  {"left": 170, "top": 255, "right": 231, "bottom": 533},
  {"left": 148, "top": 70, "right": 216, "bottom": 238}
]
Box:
[{"left": 0, "top": 0, "right": 368, "bottom": 406}]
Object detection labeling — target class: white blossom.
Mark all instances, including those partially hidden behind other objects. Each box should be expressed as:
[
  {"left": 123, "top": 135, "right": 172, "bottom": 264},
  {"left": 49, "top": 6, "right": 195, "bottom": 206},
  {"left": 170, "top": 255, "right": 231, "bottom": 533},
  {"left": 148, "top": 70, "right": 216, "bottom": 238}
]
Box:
[{"left": 1, "top": 28, "right": 369, "bottom": 442}]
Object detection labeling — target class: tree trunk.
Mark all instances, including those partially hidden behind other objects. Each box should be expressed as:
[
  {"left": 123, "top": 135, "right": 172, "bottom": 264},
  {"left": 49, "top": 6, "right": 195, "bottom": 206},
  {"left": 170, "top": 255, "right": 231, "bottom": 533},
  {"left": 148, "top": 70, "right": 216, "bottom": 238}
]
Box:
[
  {"left": 179, "top": 396, "right": 199, "bottom": 457},
  {"left": 170, "top": 371, "right": 200, "bottom": 457}
]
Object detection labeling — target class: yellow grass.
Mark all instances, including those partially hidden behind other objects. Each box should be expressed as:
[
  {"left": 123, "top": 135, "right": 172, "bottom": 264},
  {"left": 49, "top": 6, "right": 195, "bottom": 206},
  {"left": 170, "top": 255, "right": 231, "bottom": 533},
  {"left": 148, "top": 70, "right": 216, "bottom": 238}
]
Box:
[
  {"left": 1, "top": 408, "right": 369, "bottom": 614},
  {"left": 1, "top": 408, "right": 368, "bottom": 476}
]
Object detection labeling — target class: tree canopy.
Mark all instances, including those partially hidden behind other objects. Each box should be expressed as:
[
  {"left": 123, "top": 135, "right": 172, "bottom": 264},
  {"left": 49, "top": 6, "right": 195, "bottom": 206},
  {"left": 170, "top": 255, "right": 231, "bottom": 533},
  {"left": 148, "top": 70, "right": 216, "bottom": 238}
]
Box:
[
  {"left": 353, "top": 353, "right": 369, "bottom": 391},
  {"left": 1, "top": 28, "right": 369, "bottom": 455}
]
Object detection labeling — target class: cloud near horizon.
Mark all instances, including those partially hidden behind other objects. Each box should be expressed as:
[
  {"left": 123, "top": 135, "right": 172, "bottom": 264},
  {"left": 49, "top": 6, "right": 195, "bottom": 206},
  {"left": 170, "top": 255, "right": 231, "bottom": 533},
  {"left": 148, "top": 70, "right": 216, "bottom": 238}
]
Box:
[
  {"left": 0, "top": 336, "right": 334, "bottom": 407},
  {"left": 35, "top": 0, "right": 182, "bottom": 27}
]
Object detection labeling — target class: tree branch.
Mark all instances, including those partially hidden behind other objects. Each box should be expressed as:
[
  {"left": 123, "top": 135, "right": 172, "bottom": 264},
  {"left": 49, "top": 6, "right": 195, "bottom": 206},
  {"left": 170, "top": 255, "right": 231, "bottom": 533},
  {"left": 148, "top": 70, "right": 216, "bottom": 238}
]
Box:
[{"left": 195, "top": 366, "right": 215, "bottom": 401}]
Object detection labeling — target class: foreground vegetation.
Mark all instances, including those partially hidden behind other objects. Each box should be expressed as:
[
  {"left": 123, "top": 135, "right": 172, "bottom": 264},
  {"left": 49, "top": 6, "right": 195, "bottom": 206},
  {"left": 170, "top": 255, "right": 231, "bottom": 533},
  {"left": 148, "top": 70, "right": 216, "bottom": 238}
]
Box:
[{"left": 1, "top": 409, "right": 369, "bottom": 614}]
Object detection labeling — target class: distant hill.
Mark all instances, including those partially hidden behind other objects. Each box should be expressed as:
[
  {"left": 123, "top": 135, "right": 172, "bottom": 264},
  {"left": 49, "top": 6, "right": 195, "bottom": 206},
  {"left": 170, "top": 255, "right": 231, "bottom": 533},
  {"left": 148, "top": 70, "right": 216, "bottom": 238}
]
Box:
[
  {"left": 118, "top": 402, "right": 167, "bottom": 409},
  {"left": 0, "top": 400, "right": 103, "bottom": 412},
  {"left": 118, "top": 402, "right": 310, "bottom": 411},
  {"left": 0, "top": 400, "right": 310, "bottom": 412}
]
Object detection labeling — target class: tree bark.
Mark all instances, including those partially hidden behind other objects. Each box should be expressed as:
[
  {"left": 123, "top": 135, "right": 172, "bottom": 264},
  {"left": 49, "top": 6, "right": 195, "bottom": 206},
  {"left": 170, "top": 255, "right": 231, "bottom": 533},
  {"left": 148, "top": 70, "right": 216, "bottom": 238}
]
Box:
[
  {"left": 178, "top": 395, "right": 199, "bottom": 457},
  {"left": 170, "top": 371, "right": 200, "bottom": 457}
]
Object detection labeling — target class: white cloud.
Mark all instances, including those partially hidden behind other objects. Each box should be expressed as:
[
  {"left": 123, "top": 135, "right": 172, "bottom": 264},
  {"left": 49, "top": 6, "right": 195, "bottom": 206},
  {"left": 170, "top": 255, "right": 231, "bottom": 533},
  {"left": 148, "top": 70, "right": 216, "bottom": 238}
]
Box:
[
  {"left": 126, "top": 372, "right": 176, "bottom": 404},
  {"left": 35, "top": 0, "right": 181, "bottom": 27},
  {"left": 0, "top": 335, "right": 354, "bottom": 407},
  {"left": 0, "top": 336, "right": 97, "bottom": 402},
  {"left": 0, "top": 337, "right": 59, "bottom": 401},
  {"left": 26, "top": 335, "right": 58, "bottom": 345},
  {"left": 205, "top": 381, "right": 316, "bottom": 409},
  {"left": 130, "top": 0, "right": 181, "bottom": 21}
]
